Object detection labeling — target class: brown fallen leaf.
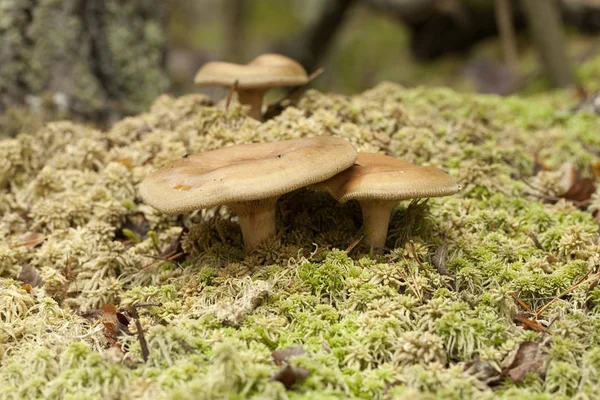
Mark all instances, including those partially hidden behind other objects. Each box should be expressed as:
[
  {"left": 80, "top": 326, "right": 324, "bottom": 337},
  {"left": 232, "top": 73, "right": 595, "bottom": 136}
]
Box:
[
  {"left": 527, "top": 162, "right": 597, "bottom": 208},
  {"left": 592, "top": 161, "right": 600, "bottom": 178},
  {"left": 556, "top": 163, "right": 595, "bottom": 204},
  {"left": 269, "top": 364, "right": 310, "bottom": 390},
  {"left": 101, "top": 304, "right": 120, "bottom": 347},
  {"left": 500, "top": 341, "right": 547, "bottom": 383},
  {"left": 272, "top": 346, "right": 306, "bottom": 366},
  {"left": 562, "top": 177, "right": 596, "bottom": 203},
  {"left": 101, "top": 304, "right": 132, "bottom": 350},
  {"left": 18, "top": 264, "right": 44, "bottom": 288}
]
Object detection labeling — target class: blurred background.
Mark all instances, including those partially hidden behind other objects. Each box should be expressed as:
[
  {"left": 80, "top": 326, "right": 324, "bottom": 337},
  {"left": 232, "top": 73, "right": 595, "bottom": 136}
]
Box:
[{"left": 1, "top": 0, "right": 600, "bottom": 137}]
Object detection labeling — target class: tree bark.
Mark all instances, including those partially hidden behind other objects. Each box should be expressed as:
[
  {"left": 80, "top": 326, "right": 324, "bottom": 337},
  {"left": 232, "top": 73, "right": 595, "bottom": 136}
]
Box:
[
  {"left": 223, "top": 0, "right": 246, "bottom": 63},
  {"left": 0, "top": 0, "right": 169, "bottom": 126},
  {"left": 521, "top": 0, "right": 575, "bottom": 87},
  {"left": 282, "top": 0, "right": 357, "bottom": 73},
  {"left": 495, "top": 0, "right": 519, "bottom": 71},
  {"left": 364, "top": 0, "right": 600, "bottom": 61}
]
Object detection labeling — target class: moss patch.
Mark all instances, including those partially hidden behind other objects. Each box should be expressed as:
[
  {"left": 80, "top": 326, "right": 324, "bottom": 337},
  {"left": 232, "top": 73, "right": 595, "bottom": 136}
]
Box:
[{"left": 1, "top": 84, "right": 600, "bottom": 398}]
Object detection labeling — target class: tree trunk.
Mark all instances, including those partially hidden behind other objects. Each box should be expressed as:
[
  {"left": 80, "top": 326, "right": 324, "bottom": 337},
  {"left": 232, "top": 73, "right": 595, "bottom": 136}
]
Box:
[
  {"left": 0, "top": 0, "right": 169, "bottom": 127},
  {"left": 495, "top": 0, "right": 519, "bottom": 71},
  {"left": 222, "top": 0, "right": 246, "bottom": 63},
  {"left": 521, "top": 0, "right": 575, "bottom": 87},
  {"left": 281, "top": 0, "right": 357, "bottom": 73}
]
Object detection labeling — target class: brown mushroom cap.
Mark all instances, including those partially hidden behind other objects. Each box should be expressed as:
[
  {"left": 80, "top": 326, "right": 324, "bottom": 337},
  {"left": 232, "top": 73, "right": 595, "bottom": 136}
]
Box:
[
  {"left": 314, "top": 153, "right": 460, "bottom": 203},
  {"left": 139, "top": 136, "right": 358, "bottom": 215},
  {"left": 194, "top": 53, "right": 308, "bottom": 89}
]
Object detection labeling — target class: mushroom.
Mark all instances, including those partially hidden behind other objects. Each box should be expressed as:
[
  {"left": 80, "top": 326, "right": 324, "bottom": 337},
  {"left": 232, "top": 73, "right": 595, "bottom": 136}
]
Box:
[
  {"left": 139, "top": 137, "right": 357, "bottom": 252},
  {"left": 194, "top": 53, "right": 309, "bottom": 121},
  {"left": 313, "top": 153, "right": 460, "bottom": 249}
]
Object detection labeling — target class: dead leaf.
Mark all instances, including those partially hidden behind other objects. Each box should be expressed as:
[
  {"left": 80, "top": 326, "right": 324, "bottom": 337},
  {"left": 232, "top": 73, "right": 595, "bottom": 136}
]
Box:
[
  {"left": 101, "top": 304, "right": 120, "bottom": 346},
  {"left": 269, "top": 364, "right": 310, "bottom": 390},
  {"left": 529, "top": 162, "right": 597, "bottom": 209},
  {"left": 101, "top": 304, "right": 132, "bottom": 349},
  {"left": 272, "top": 346, "right": 306, "bottom": 366},
  {"left": 18, "top": 264, "right": 44, "bottom": 287},
  {"left": 562, "top": 177, "right": 596, "bottom": 203},
  {"left": 500, "top": 341, "right": 547, "bottom": 383},
  {"left": 592, "top": 161, "right": 600, "bottom": 178}
]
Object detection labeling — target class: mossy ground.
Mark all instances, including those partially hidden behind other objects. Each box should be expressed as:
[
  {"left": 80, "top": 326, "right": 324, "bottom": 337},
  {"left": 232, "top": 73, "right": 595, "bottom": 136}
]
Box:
[{"left": 2, "top": 83, "right": 600, "bottom": 399}]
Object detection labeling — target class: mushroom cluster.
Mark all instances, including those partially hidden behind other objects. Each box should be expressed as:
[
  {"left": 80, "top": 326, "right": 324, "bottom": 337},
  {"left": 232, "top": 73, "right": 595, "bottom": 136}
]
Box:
[{"left": 140, "top": 138, "right": 460, "bottom": 253}]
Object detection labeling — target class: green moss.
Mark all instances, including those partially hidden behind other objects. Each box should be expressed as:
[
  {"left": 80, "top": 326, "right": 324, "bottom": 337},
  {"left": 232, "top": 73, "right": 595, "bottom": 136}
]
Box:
[{"left": 2, "top": 83, "right": 600, "bottom": 398}]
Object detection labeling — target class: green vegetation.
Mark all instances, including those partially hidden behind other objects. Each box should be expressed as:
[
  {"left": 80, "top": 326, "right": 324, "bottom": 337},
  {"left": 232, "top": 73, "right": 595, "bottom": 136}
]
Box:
[{"left": 1, "top": 83, "right": 600, "bottom": 398}]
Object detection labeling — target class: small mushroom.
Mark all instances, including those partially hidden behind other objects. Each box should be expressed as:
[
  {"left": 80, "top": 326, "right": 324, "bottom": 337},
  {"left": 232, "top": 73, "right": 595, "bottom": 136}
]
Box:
[
  {"left": 139, "top": 137, "right": 357, "bottom": 252},
  {"left": 194, "top": 53, "right": 309, "bottom": 120},
  {"left": 313, "top": 153, "right": 460, "bottom": 249}
]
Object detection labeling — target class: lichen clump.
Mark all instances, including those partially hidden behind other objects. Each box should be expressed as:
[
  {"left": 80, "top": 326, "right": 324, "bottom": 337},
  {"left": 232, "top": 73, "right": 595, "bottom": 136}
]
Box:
[{"left": 2, "top": 83, "right": 600, "bottom": 398}]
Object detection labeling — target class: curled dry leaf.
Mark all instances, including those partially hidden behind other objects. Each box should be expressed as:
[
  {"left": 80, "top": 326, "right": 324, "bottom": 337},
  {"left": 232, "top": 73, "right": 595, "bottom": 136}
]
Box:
[
  {"left": 528, "top": 161, "right": 597, "bottom": 208},
  {"left": 101, "top": 304, "right": 132, "bottom": 349},
  {"left": 467, "top": 341, "right": 548, "bottom": 386},
  {"left": 101, "top": 304, "right": 120, "bottom": 347},
  {"left": 500, "top": 341, "right": 547, "bottom": 383},
  {"left": 562, "top": 177, "right": 596, "bottom": 203},
  {"left": 555, "top": 163, "right": 596, "bottom": 204}
]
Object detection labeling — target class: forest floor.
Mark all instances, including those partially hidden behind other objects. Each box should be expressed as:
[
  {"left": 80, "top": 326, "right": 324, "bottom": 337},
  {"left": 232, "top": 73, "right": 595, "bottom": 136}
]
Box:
[{"left": 1, "top": 82, "right": 600, "bottom": 399}]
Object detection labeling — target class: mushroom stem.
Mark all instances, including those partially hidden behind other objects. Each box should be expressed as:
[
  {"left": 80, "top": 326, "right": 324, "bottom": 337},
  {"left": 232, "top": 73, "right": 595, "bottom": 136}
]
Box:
[
  {"left": 229, "top": 198, "right": 278, "bottom": 252},
  {"left": 237, "top": 88, "right": 266, "bottom": 121},
  {"left": 359, "top": 200, "right": 397, "bottom": 249}
]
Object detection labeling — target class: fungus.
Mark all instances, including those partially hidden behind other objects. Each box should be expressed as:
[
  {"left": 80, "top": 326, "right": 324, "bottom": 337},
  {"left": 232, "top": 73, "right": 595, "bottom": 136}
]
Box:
[
  {"left": 194, "top": 53, "right": 309, "bottom": 120},
  {"left": 313, "top": 153, "right": 460, "bottom": 249},
  {"left": 139, "top": 137, "right": 357, "bottom": 252}
]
